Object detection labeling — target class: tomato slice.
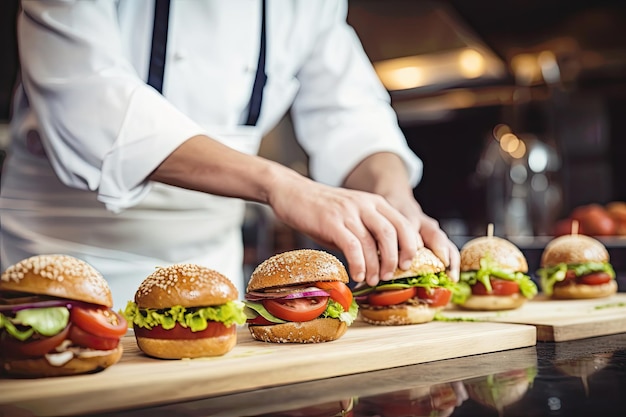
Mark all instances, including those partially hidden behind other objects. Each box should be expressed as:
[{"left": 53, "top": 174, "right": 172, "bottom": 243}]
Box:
[
  {"left": 69, "top": 325, "right": 119, "bottom": 351},
  {"left": 0, "top": 325, "right": 70, "bottom": 358},
  {"left": 368, "top": 288, "right": 417, "bottom": 306},
  {"left": 316, "top": 281, "right": 353, "bottom": 312},
  {"left": 134, "top": 321, "right": 235, "bottom": 339},
  {"left": 578, "top": 272, "right": 612, "bottom": 286},
  {"left": 416, "top": 287, "right": 452, "bottom": 307},
  {"left": 71, "top": 307, "right": 128, "bottom": 338},
  {"left": 262, "top": 296, "right": 329, "bottom": 322},
  {"left": 472, "top": 278, "right": 520, "bottom": 296}
]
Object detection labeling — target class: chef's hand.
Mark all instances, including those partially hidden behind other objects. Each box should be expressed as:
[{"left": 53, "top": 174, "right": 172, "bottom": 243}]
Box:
[
  {"left": 341, "top": 152, "right": 460, "bottom": 284},
  {"left": 268, "top": 175, "right": 419, "bottom": 286},
  {"left": 383, "top": 190, "right": 460, "bottom": 283}
]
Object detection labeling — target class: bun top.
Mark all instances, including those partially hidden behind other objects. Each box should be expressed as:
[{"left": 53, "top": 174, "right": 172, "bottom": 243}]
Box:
[
  {"left": 247, "top": 249, "right": 348, "bottom": 292},
  {"left": 460, "top": 236, "right": 528, "bottom": 273},
  {"left": 540, "top": 234, "right": 609, "bottom": 267},
  {"left": 0, "top": 254, "right": 113, "bottom": 307},
  {"left": 135, "top": 264, "right": 238, "bottom": 309},
  {"left": 393, "top": 247, "right": 446, "bottom": 279}
]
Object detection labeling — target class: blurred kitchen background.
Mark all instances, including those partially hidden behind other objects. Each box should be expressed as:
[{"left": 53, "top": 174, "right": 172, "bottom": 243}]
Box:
[{"left": 1, "top": 0, "right": 626, "bottom": 278}]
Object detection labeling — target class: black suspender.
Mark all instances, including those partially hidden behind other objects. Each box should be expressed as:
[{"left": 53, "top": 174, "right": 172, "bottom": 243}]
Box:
[
  {"left": 147, "top": 0, "right": 171, "bottom": 94},
  {"left": 147, "top": 0, "right": 268, "bottom": 126},
  {"left": 244, "top": 0, "right": 267, "bottom": 126}
]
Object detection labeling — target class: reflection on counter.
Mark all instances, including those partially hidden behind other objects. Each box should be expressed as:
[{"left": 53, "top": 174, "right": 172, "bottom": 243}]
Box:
[{"left": 84, "top": 333, "right": 626, "bottom": 417}]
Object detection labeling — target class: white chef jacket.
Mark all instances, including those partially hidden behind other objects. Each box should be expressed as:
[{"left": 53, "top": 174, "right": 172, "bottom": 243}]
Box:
[{"left": 0, "top": 0, "right": 423, "bottom": 309}]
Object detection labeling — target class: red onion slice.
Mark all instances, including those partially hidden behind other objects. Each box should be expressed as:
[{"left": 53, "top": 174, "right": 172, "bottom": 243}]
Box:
[
  {"left": 0, "top": 299, "right": 102, "bottom": 313},
  {"left": 246, "top": 287, "right": 330, "bottom": 301}
]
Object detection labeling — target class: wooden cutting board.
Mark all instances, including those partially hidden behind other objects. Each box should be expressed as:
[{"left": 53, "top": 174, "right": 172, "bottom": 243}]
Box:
[
  {"left": 0, "top": 320, "right": 535, "bottom": 416},
  {"left": 438, "top": 292, "right": 626, "bottom": 342}
]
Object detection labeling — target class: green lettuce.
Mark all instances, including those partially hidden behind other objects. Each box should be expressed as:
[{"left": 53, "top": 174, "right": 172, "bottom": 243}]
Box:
[
  {"left": 458, "top": 254, "right": 538, "bottom": 302},
  {"left": 0, "top": 307, "right": 70, "bottom": 341},
  {"left": 537, "top": 261, "right": 615, "bottom": 296},
  {"left": 352, "top": 271, "right": 467, "bottom": 304},
  {"left": 123, "top": 300, "right": 247, "bottom": 331}
]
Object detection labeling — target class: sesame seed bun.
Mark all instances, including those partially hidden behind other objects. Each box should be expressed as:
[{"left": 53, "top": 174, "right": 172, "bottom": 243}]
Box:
[
  {"left": 246, "top": 250, "right": 351, "bottom": 344},
  {"left": 135, "top": 264, "right": 238, "bottom": 309},
  {"left": 359, "top": 304, "right": 437, "bottom": 325},
  {"left": 357, "top": 248, "right": 449, "bottom": 326},
  {"left": 248, "top": 318, "right": 347, "bottom": 343},
  {"left": 460, "top": 236, "right": 528, "bottom": 273},
  {"left": 1, "top": 345, "right": 123, "bottom": 378},
  {"left": 392, "top": 247, "right": 446, "bottom": 279},
  {"left": 0, "top": 254, "right": 113, "bottom": 307},
  {"left": 458, "top": 293, "right": 526, "bottom": 311},
  {"left": 131, "top": 264, "right": 240, "bottom": 359},
  {"left": 551, "top": 280, "right": 618, "bottom": 300},
  {"left": 247, "top": 249, "right": 348, "bottom": 292},
  {"left": 136, "top": 331, "right": 237, "bottom": 359},
  {"left": 540, "top": 234, "right": 609, "bottom": 267},
  {"left": 540, "top": 235, "right": 617, "bottom": 300},
  {"left": 458, "top": 237, "right": 530, "bottom": 311}
]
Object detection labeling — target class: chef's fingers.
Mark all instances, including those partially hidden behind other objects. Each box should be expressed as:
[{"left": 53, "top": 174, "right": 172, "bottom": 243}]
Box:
[
  {"left": 374, "top": 201, "right": 419, "bottom": 280},
  {"left": 339, "top": 215, "right": 379, "bottom": 285}
]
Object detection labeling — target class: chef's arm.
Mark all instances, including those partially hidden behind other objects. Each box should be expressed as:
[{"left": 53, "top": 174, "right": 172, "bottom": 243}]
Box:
[{"left": 149, "top": 135, "right": 419, "bottom": 286}]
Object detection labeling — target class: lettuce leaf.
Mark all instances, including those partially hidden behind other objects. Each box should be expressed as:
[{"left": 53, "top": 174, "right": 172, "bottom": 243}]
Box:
[
  {"left": 123, "top": 300, "right": 247, "bottom": 331},
  {"left": 537, "top": 261, "right": 615, "bottom": 296},
  {"left": 352, "top": 271, "right": 458, "bottom": 296},
  {"left": 0, "top": 307, "right": 70, "bottom": 341},
  {"left": 322, "top": 299, "right": 359, "bottom": 325}
]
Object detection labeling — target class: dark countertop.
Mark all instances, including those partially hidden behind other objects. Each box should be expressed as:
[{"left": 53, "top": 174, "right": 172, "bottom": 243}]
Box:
[{"left": 88, "top": 331, "right": 626, "bottom": 417}]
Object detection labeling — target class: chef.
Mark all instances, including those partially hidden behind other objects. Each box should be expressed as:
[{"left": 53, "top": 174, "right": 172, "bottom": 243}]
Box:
[{"left": 0, "top": 0, "right": 459, "bottom": 309}]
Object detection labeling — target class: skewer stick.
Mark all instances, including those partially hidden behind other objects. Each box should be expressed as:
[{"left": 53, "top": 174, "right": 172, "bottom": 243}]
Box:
[
  {"left": 487, "top": 223, "right": 494, "bottom": 237},
  {"left": 571, "top": 219, "right": 579, "bottom": 235}
]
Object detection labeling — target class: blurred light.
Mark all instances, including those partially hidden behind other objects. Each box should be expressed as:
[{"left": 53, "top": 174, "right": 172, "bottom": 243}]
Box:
[
  {"left": 493, "top": 124, "right": 511, "bottom": 141},
  {"left": 531, "top": 173, "right": 549, "bottom": 191},
  {"left": 511, "top": 53, "right": 541, "bottom": 85},
  {"left": 510, "top": 164, "right": 528, "bottom": 184},
  {"left": 380, "top": 65, "right": 425, "bottom": 91},
  {"left": 548, "top": 397, "right": 561, "bottom": 411},
  {"left": 458, "top": 49, "right": 485, "bottom": 79},
  {"left": 528, "top": 145, "right": 549, "bottom": 172},
  {"left": 510, "top": 140, "right": 526, "bottom": 159},
  {"left": 538, "top": 50, "right": 561, "bottom": 84},
  {"left": 500, "top": 133, "right": 520, "bottom": 153}
]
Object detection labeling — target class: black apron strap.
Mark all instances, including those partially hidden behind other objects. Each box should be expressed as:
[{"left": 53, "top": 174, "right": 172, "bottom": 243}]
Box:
[
  {"left": 244, "top": 0, "right": 268, "bottom": 126},
  {"left": 147, "top": 0, "right": 171, "bottom": 93},
  {"left": 147, "top": 0, "right": 267, "bottom": 126}
]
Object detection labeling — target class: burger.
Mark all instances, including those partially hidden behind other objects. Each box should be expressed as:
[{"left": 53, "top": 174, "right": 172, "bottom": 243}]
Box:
[
  {"left": 537, "top": 234, "right": 617, "bottom": 299},
  {"left": 243, "top": 249, "right": 358, "bottom": 343},
  {"left": 123, "top": 264, "right": 247, "bottom": 359},
  {"left": 0, "top": 254, "right": 126, "bottom": 377},
  {"left": 456, "top": 236, "right": 538, "bottom": 310},
  {"left": 355, "top": 382, "right": 465, "bottom": 417},
  {"left": 352, "top": 247, "right": 458, "bottom": 325},
  {"left": 464, "top": 367, "right": 537, "bottom": 415}
]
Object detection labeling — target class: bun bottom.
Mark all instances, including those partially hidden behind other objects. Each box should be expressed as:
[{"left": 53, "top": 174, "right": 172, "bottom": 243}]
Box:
[
  {"left": 1, "top": 345, "right": 123, "bottom": 378},
  {"left": 136, "top": 333, "right": 237, "bottom": 359},
  {"left": 552, "top": 280, "right": 618, "bottom": 300},
  {"left": 248, "top": 318, "right": 347, "bottom": 343},
  {"left": 359, "top": 304, "right": 437, "bottom": 325},
  {"left": 459, "top": 293, "right": 526, "bottom": 311}
]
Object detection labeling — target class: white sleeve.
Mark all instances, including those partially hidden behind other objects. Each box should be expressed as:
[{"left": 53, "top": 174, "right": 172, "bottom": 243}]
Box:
[
  {"left": 18, "top": 1, "right": 206, "bottom": 213},
  {"left": 289, "top": 0, "right": 423, "bottom": 188}
]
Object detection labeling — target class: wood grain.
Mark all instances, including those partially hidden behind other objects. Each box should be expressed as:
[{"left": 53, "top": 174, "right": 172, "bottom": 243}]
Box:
[
  {"left": 0, "top": 320, "right": 535, "bottom": 416},
  {"left": 439, "top": 292, "right": 626, "bottom": 342}
]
